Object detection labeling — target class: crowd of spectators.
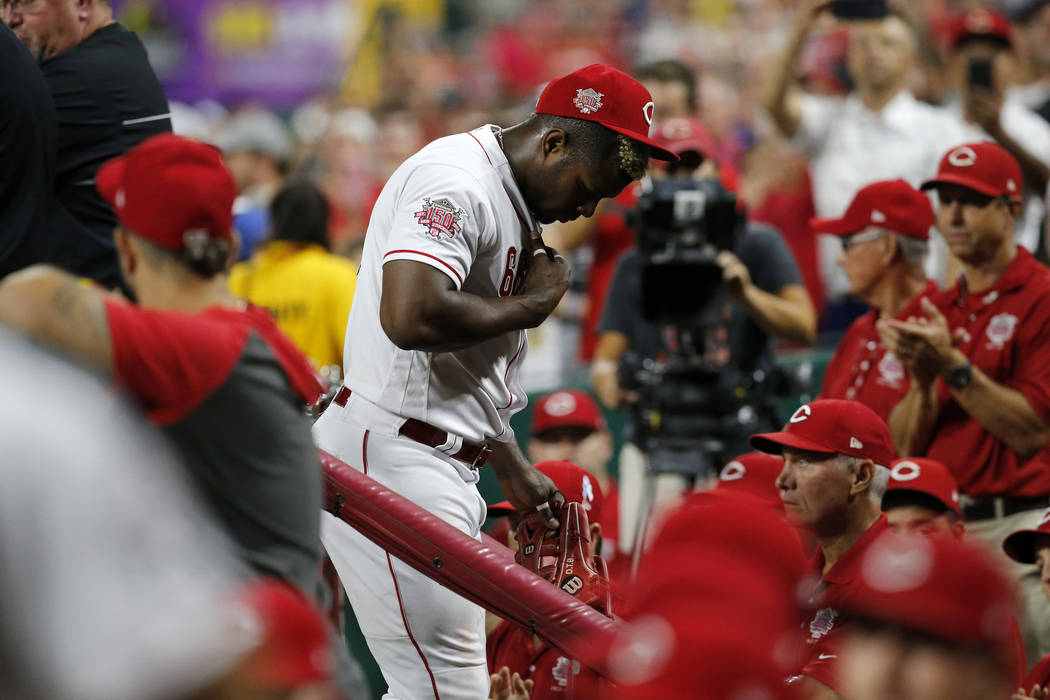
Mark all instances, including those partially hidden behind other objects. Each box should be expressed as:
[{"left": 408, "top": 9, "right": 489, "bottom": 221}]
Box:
[{"left": 6, "top": 0, "right": 1050, "bottom": 698}]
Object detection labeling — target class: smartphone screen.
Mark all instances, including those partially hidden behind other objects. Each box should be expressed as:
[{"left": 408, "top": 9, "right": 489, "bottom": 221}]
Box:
[
  {"left": 968, "top": 58, "right": 994, "bottom": 91},
  {"left": 829, "top": 0, "right": 888, "bottom": 20}
]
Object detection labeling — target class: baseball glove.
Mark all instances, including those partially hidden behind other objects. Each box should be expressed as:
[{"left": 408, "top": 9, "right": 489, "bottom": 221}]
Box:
[{"left": 514, "top": 501, "right": 613, "bottom": 617}]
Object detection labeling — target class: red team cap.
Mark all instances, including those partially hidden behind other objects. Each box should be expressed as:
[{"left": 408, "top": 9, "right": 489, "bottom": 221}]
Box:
[
  {"left": 921, "top": 142, "right": 1023, "bottom": 201},
  {"left": 97, "top": 133, "right": 237, "bottom": 251},
  {"left": 531, "top": 389, "right": 606, "bottom": 436},
  {"left": 845, "top": 532, "right": 1018, "bottom": 666},
  {"left": 488, "top": 460, "right": 605, "bottom": 524},
  {"left": 809, "top": 179, "right": 935, "bottom": 240},
  {"left": 235, "top": 579, "right": 333, "bottom": 688},
  {"left": 1002, "top": 507, "right": 1050, "bottom": 564},
  {"left": 650, "top": 117, "right": 716, "bottom": 160},
  {"left": 535, "top": 64, "right": 679, "bottom": 161},
  {"left": 948, "top": 7, "right": 1013, "bottom": 49},
  {"left": 749, "top": 399, "right": 895, "bottom": 468},
  {"left": 886, "top": 457, "right": 962, "bottom": 518},
  {"left": 713, "top": 452, "right": 785, "bottom": 509}
]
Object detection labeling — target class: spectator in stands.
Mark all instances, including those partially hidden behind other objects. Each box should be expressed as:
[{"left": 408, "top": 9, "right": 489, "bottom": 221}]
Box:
[
  {"left": 882, "top": 457, "right": 963, "bottom": 538},
  {"left": 943, "top": 8, "right": 1050, "bottom": 258},
  {"left": 1008, "top": 0, "right": 1050, "bottom": 117},
  {"left": 635, "top": 58, "right": 699, "bottom": 122},
  {"left": 0, "top": 21, "right": 98, "bottom": 282},
  {"left": 763, "top": 1, "right": 968, "bottom": 305},
  {"left": 0, "top": 135, "right": 327, "bottom": 603},
  {"left": 839, "top": 532, "right": 1019, "bottom": 700},
  {"left": 880, "top": 142, "right": 1050, "bottom": 665},
  {"left": 3, "top": 0, "right": 172, "bottom": 288},
  {"left": 816, "top": 179, "right": 937, "bottom": 421},
  {"left": 230, "top": 180, "right": 357, "bottom": 387},
  {"left": 1004, "top": 508, "right": 1050, "bottom": 698},
  {"left": 750, "top": 398, "right": 894, "bottom": 698},
  {"left": 218, "top": 108, "right": 294, "bottom": 261}
]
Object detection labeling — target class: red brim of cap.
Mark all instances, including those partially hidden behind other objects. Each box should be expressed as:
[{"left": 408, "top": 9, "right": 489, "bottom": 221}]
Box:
[
  {"left": 598, "top": 120, "right": 679, "bottom": 161},
  {"left": 1002, "top": 529, "right": 1050, "bottom": 564},
  {"left": 809, "top": 215, "right": 864, "bottom": 237},
  {"left": 920, "top": 174, "right": 1011, "bottom": 199},
  {"left": 95, "top": 156, "right": 126, "bottom": 210},
  {"left": 487, "top": 500, "right": 515, "bottom": 517},
  {"left": 748, "top": 431, "right": 837, "bottom": 457}
]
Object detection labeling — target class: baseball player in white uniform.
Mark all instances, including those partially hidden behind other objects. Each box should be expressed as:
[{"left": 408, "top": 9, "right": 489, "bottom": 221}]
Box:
[{"left": 314, "top": 64, "right": 676, "bottom": 699}]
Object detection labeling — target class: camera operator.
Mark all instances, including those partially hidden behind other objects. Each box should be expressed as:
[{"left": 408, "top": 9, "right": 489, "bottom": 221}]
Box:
[{"left": 591, "top": 117, "right": 816, "bottom": 552}]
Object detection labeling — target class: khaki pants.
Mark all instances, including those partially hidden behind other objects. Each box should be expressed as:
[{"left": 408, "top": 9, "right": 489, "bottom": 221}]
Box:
[{"left": 966, "top": 508, "right": 1050, "bottom": 671}]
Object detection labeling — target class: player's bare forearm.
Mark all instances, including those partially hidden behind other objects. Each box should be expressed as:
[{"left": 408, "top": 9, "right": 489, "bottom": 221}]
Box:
[
  {"left": 0, "top": 265, "right": 112, "bottom": 372},
  {"left": 889, "top": 379, "right": 938, "bottom": 457},
  {"left": 381, "top": 259, "right": 566, "bottom": 352},
  {"left": 740, "top": 283, "right": 817, "bottom": 344},
  {"left": 488, "top": 440, "right": 563, "bottom": 527},
  {"left": 951, "top": 362, "right": 1050, "bottom": 458}
]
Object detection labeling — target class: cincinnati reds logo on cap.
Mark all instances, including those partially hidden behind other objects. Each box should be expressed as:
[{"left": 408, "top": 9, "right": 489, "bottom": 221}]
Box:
[
  {"left": 720, "top": 461, "right": 746, "bottom": 481},
  {"left": 948, "top": 146, "right": 978, "bottom": 167},
  {"left": 643, "top": 101, "right": 654, "bottom": 126},
  {"left": 870, "top": 209, "right": 887, "bottom": 223},
  {"left": 890, "top": 461, "right": 922, "bottom": 482},
  {"left": 573, "top": 88, "right": 604, "bottom": 114},
  {"left": 1039, "top": 508, "right": 1050, "bottom": 527},
  {"left": 543, "top": 392, "right": 578, "bottom": 417},
  {"left": 789, "top": 404, "right": 812, "bottom": 423}
]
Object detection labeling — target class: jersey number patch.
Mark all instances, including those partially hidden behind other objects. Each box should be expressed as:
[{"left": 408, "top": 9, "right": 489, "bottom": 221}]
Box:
[{"left": 498, "top": 246, "right": 519, "bottom": 297}]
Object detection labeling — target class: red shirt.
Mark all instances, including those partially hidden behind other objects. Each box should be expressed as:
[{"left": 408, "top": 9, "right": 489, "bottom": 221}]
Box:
[
  {"left": 821, "top": 282, "right": 938, "bottom": 423},
  {"left": 105, "top": 300, "right": 323, "bottom": 425},
  {"left": 925, "top": 249, "right": 1050, "bottom": 496},
  {"left": 487, "top": 621, "right": 609, "bottom": 699},
  {"left": 796, "top": 515, "right": 890, "bottom": 692},
  {"left": 1025, "top": 651, "right": 1050, "bottom": 691}
]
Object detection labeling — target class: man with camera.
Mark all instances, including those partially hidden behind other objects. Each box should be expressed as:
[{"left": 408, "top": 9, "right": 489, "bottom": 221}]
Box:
[
  {"left": 942, "top": 7, "right": 1050, "bottom": 259},
  {"left": 591, "top": 117, "right": 816, "bottom": 552}
]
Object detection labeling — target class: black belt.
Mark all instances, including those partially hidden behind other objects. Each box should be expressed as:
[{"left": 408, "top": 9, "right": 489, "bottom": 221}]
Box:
[
  {"left": 960, "top": 495, "right": 1049, "bottom": 521},
  {"left": 333, "top": 387, "right": 492, "bottom": 469}
]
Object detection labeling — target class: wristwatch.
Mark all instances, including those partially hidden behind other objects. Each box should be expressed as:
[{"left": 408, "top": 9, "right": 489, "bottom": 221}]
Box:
[{"left": 943, "top": 361, "right": 973, "bottom": 390}]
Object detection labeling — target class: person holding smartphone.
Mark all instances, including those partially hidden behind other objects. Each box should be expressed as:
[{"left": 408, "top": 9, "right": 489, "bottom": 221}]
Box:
[
  {"left": 762, "top": 0, "right": 968, "bottom": 310},
  {"left": 943, "top": 8, "right": 1050, "bottom": 262}
]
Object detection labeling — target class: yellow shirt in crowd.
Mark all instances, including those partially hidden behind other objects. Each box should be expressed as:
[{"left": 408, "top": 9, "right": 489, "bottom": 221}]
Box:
[{"left": 230, "top": 241, "right": 357, "bottom": 380}]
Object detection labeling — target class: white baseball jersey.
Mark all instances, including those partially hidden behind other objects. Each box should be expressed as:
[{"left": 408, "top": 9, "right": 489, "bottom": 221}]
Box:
[{"left": 343, "top": 125, "right": 539, "bottom": 444}]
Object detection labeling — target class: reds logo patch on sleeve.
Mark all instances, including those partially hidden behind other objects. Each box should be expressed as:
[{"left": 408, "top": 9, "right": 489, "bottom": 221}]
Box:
[{"left": 414, "top": 196, "right": 467, "bottom": 239}]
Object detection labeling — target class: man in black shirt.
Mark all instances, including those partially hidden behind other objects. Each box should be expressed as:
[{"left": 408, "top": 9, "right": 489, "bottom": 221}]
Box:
[
  {"left": 0, "top": 20, "right": 100, "bottom": 281},
  {"left": 3, "top": 0, "right": 171, "bottom": 288}
]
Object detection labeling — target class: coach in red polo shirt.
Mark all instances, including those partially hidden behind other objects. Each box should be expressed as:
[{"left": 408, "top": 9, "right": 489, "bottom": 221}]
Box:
[
  {"left": 750, "top": 398, "right": 894, "bottom": 697},
  {"left": 879, "top": 141, "right": 1050, "bottom": 664},
  {"left": 816, "top": 180, "right": 938, "bottom": 422}
]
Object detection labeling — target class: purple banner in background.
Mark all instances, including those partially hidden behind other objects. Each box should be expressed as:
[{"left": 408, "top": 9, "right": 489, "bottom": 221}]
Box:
[{"left": 114, "top": 0, "right": 353, "bottom": 109}]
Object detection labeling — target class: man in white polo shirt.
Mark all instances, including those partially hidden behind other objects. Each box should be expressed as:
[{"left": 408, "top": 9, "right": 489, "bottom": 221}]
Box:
[{"left": 314, "top": 64, "right": 676, "bottom": 699}]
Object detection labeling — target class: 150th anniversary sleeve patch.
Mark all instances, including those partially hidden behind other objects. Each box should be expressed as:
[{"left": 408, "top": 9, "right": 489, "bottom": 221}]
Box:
[{"left": 413, "top": 196, "right": 468, "bottom": 239}]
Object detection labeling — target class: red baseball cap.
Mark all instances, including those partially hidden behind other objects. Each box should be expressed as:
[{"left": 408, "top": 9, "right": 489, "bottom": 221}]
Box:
[
  {"left": 948, "top": 7, "right": 1013, "bottom": 49},
  {"left": 97, "top": 133, "right": 237, "bottom": 252},
  {"left": 535, "top": 64, "right": 678, "bottom": 161},
  {"left": 531, "top": 389, "right": 605, "bottom": 436},
  {"left": 810, "top": 179, "right": 934, "bottom": 240},
  {"left": 650, "top": 117, "right": 716, "bottom": 160},
  {"left": 886, "top": 457, "right": 961, "bottom": 518},
  {"left": 234, "top": 579, "right": 333, "bottom": 688},
  {"left": 488, "top": 460, "right": 605, "bottom": 524},
  {"left": 713, "top": 452, "right": 785, "bottom": 509},
  {"left": 1002, "top": 507, "right": 1050, "bottom": 564},
  {"left": 845, "top": 532, "right": 1018, "bottom": 666},
  {"left": 749, "top": 399, "right": 895, "bottom": 468},
  {"left": 921, "top": 142, "right": 1023, "bottom": 201}
]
